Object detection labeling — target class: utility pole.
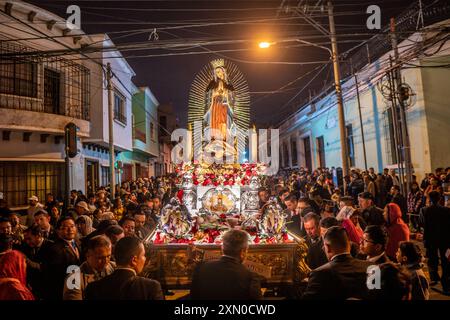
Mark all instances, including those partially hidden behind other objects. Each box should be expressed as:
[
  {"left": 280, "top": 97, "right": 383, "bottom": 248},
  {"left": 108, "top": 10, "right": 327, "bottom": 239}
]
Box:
[
  {"left": 352, "top": 62, "right": 368, "bottom": 170},
  {"left": 390, "top": 18, "right": 412, "bottom": 197},
  {"left": 327, "top": 1, "right": 350, "bottom": 186},
  {"left": 106, "top": 63, "right": 116, "bottom": 201}
]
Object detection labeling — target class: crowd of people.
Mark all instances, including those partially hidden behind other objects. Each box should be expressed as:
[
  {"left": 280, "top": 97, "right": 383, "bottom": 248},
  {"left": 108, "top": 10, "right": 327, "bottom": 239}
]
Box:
[{"left": 0, "top": 166, "right": 449, "bottom": 300}]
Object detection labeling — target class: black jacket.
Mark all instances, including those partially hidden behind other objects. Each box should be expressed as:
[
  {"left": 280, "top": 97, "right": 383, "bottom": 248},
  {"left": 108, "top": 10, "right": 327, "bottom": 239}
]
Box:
[
  {"left": 190, "top": 256, "right": 262, "bottom": 300},
  {"left": 302, "top": 254, "right": 373, "bottom": 300},
  {"left": 286, "top": 214, "right": 307, "bottom": 239},
  {"left": 42, "top": 238, "right": 81, "bottom": 300},
  {"left": 306, "top": 237, "right": 328, "bottom": 270},
  {"left": 20, "top": 239, "right": 54, "bottom": 299},
  {"left": 420, "top": 204, "right": 450, "bottom": 248},
  {"left": 85, "top": 268, "right": 164, "bottom": 300},
  {"left": 362, "top": 206, "right": 385, "bottom": 226}
]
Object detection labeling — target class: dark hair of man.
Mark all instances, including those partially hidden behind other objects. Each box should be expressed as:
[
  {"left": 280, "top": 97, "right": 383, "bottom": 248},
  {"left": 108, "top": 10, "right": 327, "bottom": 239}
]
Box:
[
  {"left": 24, "top": 224, "right": 44, "bottom": 237},
  {"left": 298, "top": 197, "right": 310, "bottom": 204},
  {"left": 373, "top": 263, "right": 411, "bottom": 300},
  {"left": 303, "top": 212, "right": 320, "bottom": 226},
  {"left": 34, "top": 209, "right": 49, "bottom": 218},
  {"left": 114, "top": 236, "right": 142, "bottom": 266},
  {"left": 428, "top": 191, "right": 441, "bottom": 205},
  {"left": 258, "top": 188, "right": 268, "bottom": 194},
  {"left": 119, "top": 215, "right": 135, "bottom": 226},
  {"left": 320, "top": 217, "right": 339, "bottom": 229},
  {"left": 278, "top": 188, "right": 290, "bottom": 197},
  {"left": 222, "top": 229, "right": 249, "bottom": 258},
  {"left": 56, "top": 216, "right": 75, "bottom": 230},
  {"left": 105, "top": 225, "right": 124, "bottom": 238},
  {"left": 87, "top": 235, "right": 111, "bottom": 252},
  {"left": 323, "top": 226, "right": 349, "bottom": 251},
  {"left": 0, "top": 217, "right": 10, "bottom": 224},
  {"left": 364, "top": 225, "right": 388, "bottom": 247},
  {"left": 399, "top": 241, "right": 422, "bottom": 264},
  {"left": 134, "top": 211, "right": 145, "bottom": 218},
  {"left": 285, "top": 193, "right": 298, "bottom": 203},
  {"left": 340, "top": 196, "right": 354, "bottom": 205}
]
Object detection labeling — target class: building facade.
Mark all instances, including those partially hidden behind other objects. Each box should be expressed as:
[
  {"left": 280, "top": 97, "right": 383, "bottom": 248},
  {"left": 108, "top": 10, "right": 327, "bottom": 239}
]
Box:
[
  {"left": 80, "top": 34, "right": 136, "bottom": 195},
  {"left": 0, "top": 1, "right": 92, "bottom": 207},
  {"left": 0, "top": 1, "right": 141, "bottom": 205},
  {"left": 278, "top": 21, "right": 450, "bottom": 182},
  {"left": 117, "top": 85, "right": 160, "bottom": 181}
]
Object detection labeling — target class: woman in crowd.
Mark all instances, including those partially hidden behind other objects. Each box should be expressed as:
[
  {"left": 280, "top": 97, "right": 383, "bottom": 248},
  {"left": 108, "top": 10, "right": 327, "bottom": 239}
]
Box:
[
  {"left": 113, "top": 197, "right": 125, "bottom": 221},
  {"left": 384, "top": 203, "right": 410, "bottom": 261},
  {"left": 397, "top": 241, "right": 429, "bottom": 300},
  {"left": 76, "top": 215, "right": 95, "bottom": 239},
  {"left": 407, "top": 182, "right": 424, "bottom": 230},
  {"left": 0, "top": 250, "right": 34, "bottom": 300}
]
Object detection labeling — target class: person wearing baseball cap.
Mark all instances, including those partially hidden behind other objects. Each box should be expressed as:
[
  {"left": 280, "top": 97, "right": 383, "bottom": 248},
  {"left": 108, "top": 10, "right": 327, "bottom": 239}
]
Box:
[
  {"left": 358, "top": 192, "right": 385, "bottom": 226},
  {"left": 26, "top": 195, "right": 44, "bottom": 227},
  {"left": 75, "top": 201, "right": 90, "bottom": 216}
]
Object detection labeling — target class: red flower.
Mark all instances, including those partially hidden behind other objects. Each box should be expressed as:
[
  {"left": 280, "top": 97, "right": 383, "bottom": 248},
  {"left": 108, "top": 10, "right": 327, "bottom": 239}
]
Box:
[
  {"left": 213, "top": 181, "right": 219, "bottom": 186},
  {"left": 219, "top": 214, "right": 226, "bottom": 220},
  {"left": 254, "top": 235, "right": 260, "bottom": 244}
]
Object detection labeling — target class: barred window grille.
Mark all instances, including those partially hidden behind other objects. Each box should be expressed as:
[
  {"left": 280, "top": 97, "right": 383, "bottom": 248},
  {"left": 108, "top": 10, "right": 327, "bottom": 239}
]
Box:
[{"left": 0, "top": 40, "right": 90, "bottom": 120}]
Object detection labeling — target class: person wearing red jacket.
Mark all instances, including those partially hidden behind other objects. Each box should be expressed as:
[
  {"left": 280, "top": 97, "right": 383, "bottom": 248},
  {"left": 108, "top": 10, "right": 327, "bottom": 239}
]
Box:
[
  {"left": 384, "top": 203, "right": 410, "bottom": 261},
  {"left": 0, "top": 250, "right": 35, "bottom": 300}
]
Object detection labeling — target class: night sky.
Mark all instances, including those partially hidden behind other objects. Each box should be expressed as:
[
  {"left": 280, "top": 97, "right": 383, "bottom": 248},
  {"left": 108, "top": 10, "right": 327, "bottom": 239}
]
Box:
[{"left": 26, "top": 0, "right": 413, "bottom": 127}]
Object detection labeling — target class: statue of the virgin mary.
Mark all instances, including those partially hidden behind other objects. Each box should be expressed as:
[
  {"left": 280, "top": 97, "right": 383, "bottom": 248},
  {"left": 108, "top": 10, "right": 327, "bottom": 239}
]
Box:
[{"left": 204, "top": 59, "right": 236, "bottom": 141}]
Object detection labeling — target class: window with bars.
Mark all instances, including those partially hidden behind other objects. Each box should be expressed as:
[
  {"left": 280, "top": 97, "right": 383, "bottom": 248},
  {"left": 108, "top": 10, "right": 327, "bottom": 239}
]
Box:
[
  {"left": 114, "top": 90, "right": 127, "bottom": 124},
  {"left": 101, "top": 166, "right": 110, "bottom": 188},
  {"left": 0, "top": 59, "right": 38, "bottom": 97},
  {"left": 0, "top": 162, "right": 65, "bottom": 208}
]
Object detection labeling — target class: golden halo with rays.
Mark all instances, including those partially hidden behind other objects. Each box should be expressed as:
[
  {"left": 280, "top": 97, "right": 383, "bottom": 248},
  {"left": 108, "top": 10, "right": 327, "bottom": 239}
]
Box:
[{"left": 188, "top": 59, "right": 250, "bottom": 158}]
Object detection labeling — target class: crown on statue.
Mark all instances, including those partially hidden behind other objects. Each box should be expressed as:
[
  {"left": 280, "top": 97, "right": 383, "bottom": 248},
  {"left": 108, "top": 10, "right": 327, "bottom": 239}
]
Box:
[{"left": 211, "top": 59, "right": 225, "bottom": 69}]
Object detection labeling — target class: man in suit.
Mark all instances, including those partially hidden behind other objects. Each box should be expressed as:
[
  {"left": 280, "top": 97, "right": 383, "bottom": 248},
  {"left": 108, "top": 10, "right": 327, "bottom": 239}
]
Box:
[
  {"left": 358, "top": 192, "right": 385, "bottom": 226},
  {"left": 359, "top": 225, "right": 390, "bottom": 264},
  {"left": 84, "top": 236, "right": 163, "bottom": 300},
  {"left": 419, "top": 191, "right": 450, "bottom": 294},
  {"left": 190, "top": 229, "right": 262, "bottom": 300},
  {"left": 304, "top": 213, "right": 328, "bottom": 270},
  {"left": 42, "top": 216, "right": 81, "bottom": 300},
  {"left": 63, "top": 235, "right": 115, "bottom": 300},
  {"left": 283, "top": 193, "right": 298, "bottom": 220},
  {"left": 134, "top": 211, "right": 152, "bottom": 240},
  {"left": 34, "top": 209, "right": 57, "bottom": 241},
  {"left": 286, "top": 197, "right": 314, "bottom": 238},
  {"left": 302, "top": 226, "right": 373, "bottom": 300},
  {"left": 21, "top": 224, "right": 54, "bottom": 299}
]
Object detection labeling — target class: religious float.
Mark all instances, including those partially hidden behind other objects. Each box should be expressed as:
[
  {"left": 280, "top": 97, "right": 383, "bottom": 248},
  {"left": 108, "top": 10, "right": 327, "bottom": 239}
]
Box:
[{"left": 143, "top": 59, "right": 310, "bottom": 293}]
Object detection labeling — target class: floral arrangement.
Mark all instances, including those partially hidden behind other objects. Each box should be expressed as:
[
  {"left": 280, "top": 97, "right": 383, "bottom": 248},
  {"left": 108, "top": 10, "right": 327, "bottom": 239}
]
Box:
[{"left": 175, "top": 161, "right": 267, "bottom": 187}]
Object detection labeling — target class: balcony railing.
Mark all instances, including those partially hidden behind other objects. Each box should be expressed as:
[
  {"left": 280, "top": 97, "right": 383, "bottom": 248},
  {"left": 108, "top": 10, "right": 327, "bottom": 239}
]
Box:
[{"left": 0, "top": 40, "right": 90, "bottom": 120}]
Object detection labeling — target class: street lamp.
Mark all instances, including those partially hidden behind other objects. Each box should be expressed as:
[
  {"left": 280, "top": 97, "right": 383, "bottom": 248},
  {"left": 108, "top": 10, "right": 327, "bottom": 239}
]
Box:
[{"left": 258, "top": 41, "right": 271, "bottom": 49}]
